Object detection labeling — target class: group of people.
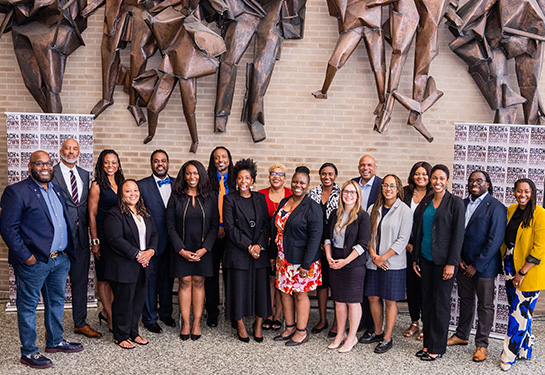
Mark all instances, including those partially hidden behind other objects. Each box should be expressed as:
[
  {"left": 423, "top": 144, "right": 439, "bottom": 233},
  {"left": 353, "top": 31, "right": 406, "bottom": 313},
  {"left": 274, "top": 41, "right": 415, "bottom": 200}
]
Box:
[{"left": 1, "top": 143, "right": 544, "bottom": 372}]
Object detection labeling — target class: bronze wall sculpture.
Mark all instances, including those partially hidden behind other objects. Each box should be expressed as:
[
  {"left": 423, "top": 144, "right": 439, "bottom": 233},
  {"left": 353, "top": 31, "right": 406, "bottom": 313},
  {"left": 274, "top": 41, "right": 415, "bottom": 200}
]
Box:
[
  {"left": 1, "top": 0, "right": 87, "bottom": 113},
  {"left": 448, "top": 0, "right": 545, "bottom": 125},
  {"left": 313, "top": 0, "right": 458, "bottom": 142},
  {"left": 212, "top": 0, "right": 307, "bottom": 142}
]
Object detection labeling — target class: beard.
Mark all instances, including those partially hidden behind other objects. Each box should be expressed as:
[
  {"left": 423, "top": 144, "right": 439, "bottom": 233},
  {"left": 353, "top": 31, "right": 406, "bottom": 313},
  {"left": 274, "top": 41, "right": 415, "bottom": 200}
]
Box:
[
  {"left": 31, "top": 168, "right": 54, "bottom": 183},
  {"left": 153, "top": 168, "right": 168, "bottom": 178},
  {"left": 60, "top": 154, "right": 78, "bottom": 165}
]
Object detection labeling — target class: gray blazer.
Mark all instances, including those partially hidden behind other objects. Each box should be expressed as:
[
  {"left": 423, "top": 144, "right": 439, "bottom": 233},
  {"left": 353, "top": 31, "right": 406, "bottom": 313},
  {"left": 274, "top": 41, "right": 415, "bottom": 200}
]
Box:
[
  {"left": 52, "top": 163, "right": 90, "bottom": 249},
  {"left": 366, "top": 198, "right": 413, "bottom": 270}
]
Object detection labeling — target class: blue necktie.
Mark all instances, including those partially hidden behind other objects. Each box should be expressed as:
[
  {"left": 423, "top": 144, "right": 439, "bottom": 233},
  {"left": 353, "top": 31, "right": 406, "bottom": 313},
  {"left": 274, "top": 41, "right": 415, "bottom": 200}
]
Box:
[{"left": 157, "top": 176, "right": 170, "bottom": 187}]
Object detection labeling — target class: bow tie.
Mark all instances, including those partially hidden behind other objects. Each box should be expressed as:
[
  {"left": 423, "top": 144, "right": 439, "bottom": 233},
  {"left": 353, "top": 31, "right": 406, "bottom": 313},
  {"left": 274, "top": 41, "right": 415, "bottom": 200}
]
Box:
[{"left": 157, "top": 177, "right": 171, "bottom": 187}]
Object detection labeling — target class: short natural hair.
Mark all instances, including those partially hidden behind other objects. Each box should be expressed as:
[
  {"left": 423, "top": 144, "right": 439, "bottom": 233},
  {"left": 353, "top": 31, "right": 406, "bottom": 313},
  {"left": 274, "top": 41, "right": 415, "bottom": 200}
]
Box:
[{"left": 268, "top": 163, "right": 287, "bottom": 175}]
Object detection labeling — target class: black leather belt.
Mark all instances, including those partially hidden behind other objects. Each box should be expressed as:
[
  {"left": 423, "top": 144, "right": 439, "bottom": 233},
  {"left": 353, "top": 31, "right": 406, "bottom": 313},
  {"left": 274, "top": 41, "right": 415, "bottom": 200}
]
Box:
[{"left": 49, "top": 250, "right": 65, "bottom": 258}]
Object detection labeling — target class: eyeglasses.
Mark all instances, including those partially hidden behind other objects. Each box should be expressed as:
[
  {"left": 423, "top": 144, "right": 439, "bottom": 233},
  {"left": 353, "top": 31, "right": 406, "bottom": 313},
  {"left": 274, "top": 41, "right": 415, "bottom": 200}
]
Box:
[
  {"left": 270, "top": 172, "right": 285, "bottom": 177},
  {"left": 469, "top": 178, "right": 484, "bottom": 184},
  {"left": 30, "top": 161, "right": 53, "bottom": 168},
  {"left": 343, "top": 190, "right": 358, "bottom": 196},
  {"left": 381, "top": 184, "right": 397, "bottom": 190}
]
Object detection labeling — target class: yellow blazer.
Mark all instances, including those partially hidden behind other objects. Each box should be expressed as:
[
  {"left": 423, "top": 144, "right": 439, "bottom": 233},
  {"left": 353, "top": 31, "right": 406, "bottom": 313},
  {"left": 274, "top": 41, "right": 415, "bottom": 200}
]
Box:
[{"left": 501, "top": 204, "right": 545, "bottom": 292}]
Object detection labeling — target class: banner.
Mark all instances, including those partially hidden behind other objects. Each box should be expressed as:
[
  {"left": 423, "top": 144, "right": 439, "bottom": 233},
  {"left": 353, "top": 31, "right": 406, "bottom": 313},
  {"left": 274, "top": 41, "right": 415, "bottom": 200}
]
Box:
[
  {"left": 4, "top": 112, "right": 96, "bottom": 311},
  {"left": 450, "top": 122, "right": 545, "bottom": 339}
]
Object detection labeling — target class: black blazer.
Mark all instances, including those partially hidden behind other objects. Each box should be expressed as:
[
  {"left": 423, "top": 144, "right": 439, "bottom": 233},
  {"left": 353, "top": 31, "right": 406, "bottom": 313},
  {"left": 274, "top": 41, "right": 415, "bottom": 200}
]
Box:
[
  {"left": 270, "top": 195, "right": 323, "bottom": 270},
  {"left": 351, "top": 175, "right": 383, "bottom": 209},
  {"left": 412, "top": 190, "right": 465, "bottom": 266},
  {"left": 325, "top": 209, "right": 370, "bottom": 268},
  {"left": 103, "top": 206, "right": 158, "bottom": 283},
  {"left": 223, "top": 191, "right": 270, "bottom": 269},
  {"left": 166, "top": 193, "right": 219, "bottom": 253},
  {"left": 138, "top": 175, "right": 176, "bottom": 256}
]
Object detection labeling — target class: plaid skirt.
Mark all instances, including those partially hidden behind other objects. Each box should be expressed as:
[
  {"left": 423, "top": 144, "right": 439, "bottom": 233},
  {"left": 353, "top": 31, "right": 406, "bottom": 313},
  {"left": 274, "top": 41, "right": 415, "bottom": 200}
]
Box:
[{"left": 364, "top": 268, "right": 406, "bottom": 301}]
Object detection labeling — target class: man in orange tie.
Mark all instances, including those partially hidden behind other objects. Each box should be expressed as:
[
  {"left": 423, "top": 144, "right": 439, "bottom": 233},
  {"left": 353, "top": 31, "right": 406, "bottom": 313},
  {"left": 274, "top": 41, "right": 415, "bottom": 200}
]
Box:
[{"left": 205, "top": 147, "right": 236, "bottom": 327}]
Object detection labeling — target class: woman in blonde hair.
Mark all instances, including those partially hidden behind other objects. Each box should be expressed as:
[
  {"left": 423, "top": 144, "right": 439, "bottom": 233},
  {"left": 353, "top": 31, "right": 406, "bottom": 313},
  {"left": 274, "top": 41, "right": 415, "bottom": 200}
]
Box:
[
  {"left": 324, "top": 180, "right": 370, "bottom": 352},
  {"left": 363, "top": 174, "right": 412, "bottom": 354}
]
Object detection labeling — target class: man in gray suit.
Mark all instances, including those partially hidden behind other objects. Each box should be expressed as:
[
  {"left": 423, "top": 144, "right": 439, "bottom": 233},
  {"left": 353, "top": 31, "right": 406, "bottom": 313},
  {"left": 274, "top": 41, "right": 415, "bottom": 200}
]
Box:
[{"left": 52, "top": 139, "right": 101, "bottom": 338}]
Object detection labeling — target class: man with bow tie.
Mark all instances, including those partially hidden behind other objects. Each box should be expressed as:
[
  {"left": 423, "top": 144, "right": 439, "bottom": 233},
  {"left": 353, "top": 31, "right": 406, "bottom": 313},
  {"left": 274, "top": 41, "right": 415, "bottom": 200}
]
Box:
[{"left": 138, "top": 150, "right": 176, "bottom": 333}]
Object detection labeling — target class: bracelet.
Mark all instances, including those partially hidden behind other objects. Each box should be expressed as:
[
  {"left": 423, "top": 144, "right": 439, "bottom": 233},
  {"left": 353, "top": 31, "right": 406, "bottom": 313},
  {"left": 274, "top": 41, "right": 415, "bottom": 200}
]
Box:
[
  {"left": 90, "top": 238, "right": 100, "bottom": 246},
  {"left": 518, "top": 270, "right": 527, "bottom": 276}
]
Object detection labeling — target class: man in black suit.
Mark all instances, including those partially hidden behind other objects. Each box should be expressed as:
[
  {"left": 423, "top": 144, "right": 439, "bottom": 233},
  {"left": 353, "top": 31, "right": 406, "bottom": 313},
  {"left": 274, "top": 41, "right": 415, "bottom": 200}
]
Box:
[
  {"left": 1, "top": 150, "right": 83, "bottom": 369},
  {"left": 447, "top": 170, "right": 506, "bottom": 362},
  {"left": 138, "top": 150, "right": 176, "bottom": 333},
  {"left": 51, "top": 139, "right": 101, "bottom": 338},
  {"left": 352, "top": 154, "right": 383, "bottom": 341}
]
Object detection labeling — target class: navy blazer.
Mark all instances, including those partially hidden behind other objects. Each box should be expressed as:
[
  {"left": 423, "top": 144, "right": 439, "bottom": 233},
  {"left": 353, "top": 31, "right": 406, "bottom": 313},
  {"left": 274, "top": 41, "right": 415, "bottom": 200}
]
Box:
[
  {"left": 270, "top": 195, "right": 323, "bottom": 270},
  {"left": 412, "top": 190, "right": 465, "bottom": 266},
  {"left": 138, "top": 175, "right": 176, "bottom": 256},
  {"left": 103, "top": 206, "right": 158, "bottom": 283},
  {"left": 51, "top": 163, "right": 90, "bottom": 249},
  {"left": 351, "top": 175, "right": 383, "bottom": 209},
  {"left": 325, "top": 209, "right": 370, "bottom": 268},
  {"left": 1, "top": 177, "right": 74, "bottom": 265},
  {"left": 223, "top": 191, "right": 270, "bottom": 270},
  {"left": 462, "top": 193, "right": 507, "bottom": 278}
]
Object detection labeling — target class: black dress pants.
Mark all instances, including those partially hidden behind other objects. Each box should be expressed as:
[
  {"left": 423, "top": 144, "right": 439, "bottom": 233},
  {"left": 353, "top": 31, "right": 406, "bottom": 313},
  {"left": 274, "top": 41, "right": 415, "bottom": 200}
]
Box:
[
  {"left": 111, "top": 268, "right": 147, "bottom": 342},
  {"left": 69, "top": 240, "right": 91, "bottom": 328}
]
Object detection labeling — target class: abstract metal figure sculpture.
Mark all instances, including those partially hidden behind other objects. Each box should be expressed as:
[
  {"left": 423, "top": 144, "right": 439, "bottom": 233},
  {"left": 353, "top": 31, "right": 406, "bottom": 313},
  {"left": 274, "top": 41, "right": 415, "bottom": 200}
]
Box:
[
  {"left": 1, "top": 0, "right": 87, "bottom": 113},
  {"left": 135, "top": 5, "right": 226, "bottom": 152},
  {"left": 82, "top": 0, "right": 158, "bottom": 126},
  {"left": 447, "top": 0, "right": 545, "bottom": 125},
  {"left": 212, "top": 0, "right": 307, "bottom": 142}
]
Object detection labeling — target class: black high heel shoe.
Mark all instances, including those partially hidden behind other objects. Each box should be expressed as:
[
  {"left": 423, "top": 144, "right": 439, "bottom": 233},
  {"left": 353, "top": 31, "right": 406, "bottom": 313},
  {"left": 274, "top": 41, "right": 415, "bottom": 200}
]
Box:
[
  {"left": 286, "top": 328, "right": 309, "bottom": 346},
  {"left": 98, "top": 312, "right": 114, "bottom": 333},
  {"left": 253, "top": 321, "right": 263, "bottom": 343},
  {"left": 237, "top": 332, "right": 250, "bottom": 343},
  {"left": 180, "top": 333, "right": 190, "bottom": 341},
  {"left": 191, "top": 334, "right": 201, "bottom": 341},
  {"left": 273, "top": 324, "right": 296, "bottom": 341},
  {"left": 420, "top": 353, "right": 442, "bottom": 361}
]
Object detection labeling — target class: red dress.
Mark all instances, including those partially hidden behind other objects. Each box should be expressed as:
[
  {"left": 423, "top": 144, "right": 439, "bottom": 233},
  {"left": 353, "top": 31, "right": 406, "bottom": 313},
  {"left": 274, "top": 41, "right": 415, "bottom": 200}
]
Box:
[
  {"left": 258, "top": 187, "right": 292, "bottom": 218},
  {"left": 274, "top": 207, "right": 322, "bottom": 294}
]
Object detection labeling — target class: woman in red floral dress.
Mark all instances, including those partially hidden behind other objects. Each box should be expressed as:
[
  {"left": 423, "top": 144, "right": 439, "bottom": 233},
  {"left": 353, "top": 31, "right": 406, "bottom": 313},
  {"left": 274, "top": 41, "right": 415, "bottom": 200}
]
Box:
[{"left": 270, "top": 166, "right": 323, "bottom": 346}]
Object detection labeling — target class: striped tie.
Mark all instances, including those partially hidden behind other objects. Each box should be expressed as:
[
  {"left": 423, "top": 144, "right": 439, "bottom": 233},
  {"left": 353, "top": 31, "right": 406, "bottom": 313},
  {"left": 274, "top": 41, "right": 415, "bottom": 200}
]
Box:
[{"left": 70, "top": 170, "right": 79, "bottom": 205}]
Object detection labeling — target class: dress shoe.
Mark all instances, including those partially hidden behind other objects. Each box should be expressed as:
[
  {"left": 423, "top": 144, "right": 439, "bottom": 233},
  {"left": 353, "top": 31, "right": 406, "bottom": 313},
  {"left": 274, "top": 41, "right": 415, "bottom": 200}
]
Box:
[
  {"left": 180, "top": 334, "right": 190, "bottom": 341},
  {"left": 20, "top": 353, "right": 53, "bottom": 369},
  {"left": 447, "top": 334, "right": 468, "bottom": 346},
  {"left": 160, "top": 316, "right": 176, "bottom": 327},
  {"left": 473, "top": 347, "right": 487, "bottom": 362},
  {"left": 328, "top": 330, "right": 337, "bottom": 338},
  {"left": 338, "top": 337, "right": 358, "bottom": 353},
  {"left": 144, "top": 322, "right": 163, "bottom": 334},
  {"left": 206, "top": 316, "right": 218, "bottom": 328},
  {"left": 358, "top": 331, "right": 384, "bottom": 344},
  {"left": 415, "top": 349, "right": 428, "bottom": 358},
  {"left": 74, "top": 325, "right": 102, "bottom": 338},
  {"left": 285, "top": 329, "right": 309, "bottom": 346},
  {"left": 311, "top": 320, "right": 328, "bottom": 334},
  {"left": 273, "top": 324, "right": 296, "bottom": 341},
  {"left": 420, "top": 353, "right": 443, "bottom": 361},
  {"left": 374, "top": 339, "right": 393, "bottom": 354},
  {"left": 237, "top": 332, "right": 250, "bottom": 343},
  {"left": 45, "top": 340, "right": 84, "bottom": 353},
  {"left": 191, "top": 334, "right": 201, "bottom": 341},
  {"left": 500, "top": 361, "right": 511, "bottom": 371}
]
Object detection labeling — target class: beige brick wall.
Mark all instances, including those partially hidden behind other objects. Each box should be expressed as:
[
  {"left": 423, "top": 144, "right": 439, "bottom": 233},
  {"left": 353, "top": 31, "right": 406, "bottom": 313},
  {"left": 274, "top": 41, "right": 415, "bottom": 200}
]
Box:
[{"left": 0, "top": 2, "right": 540, "bottom": 291}]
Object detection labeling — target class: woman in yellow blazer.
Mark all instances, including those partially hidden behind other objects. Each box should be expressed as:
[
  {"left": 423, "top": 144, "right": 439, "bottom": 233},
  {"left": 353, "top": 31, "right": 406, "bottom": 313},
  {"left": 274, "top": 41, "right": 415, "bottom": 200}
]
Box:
[{"left": 500, "top": 178, "right": 545, "bottom": 371}]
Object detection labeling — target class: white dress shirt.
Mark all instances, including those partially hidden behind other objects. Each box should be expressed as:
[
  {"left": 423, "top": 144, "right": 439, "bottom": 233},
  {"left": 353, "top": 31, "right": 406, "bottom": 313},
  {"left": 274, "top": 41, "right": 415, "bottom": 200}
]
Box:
[
  {"left": 153, "top": 175, "right": 172, "bottom": 207},
  {"left": 59, "top": 162, "right": 83, "bottom": 202}
]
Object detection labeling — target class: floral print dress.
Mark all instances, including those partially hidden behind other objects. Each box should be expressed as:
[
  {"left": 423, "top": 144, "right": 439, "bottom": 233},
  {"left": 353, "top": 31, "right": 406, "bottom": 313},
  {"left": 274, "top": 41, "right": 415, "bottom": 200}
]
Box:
[{"left": 275, "top": 207, "right": 322, "bottom": 294}]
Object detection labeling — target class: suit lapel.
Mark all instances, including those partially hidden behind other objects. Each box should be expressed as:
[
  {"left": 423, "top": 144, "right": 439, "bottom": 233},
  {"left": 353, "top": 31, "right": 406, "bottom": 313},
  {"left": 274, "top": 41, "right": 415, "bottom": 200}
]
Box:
[
  {"left": 126, "top": 213, "right": 141, "bottom": 248},
  {"left": 148, "top": 176, "right": 166, "bottom": 208},
  {"left": 77, "top": 166, "right": 90, "bottom": 202},
  {"left": 28, "top": 179, "right": 53, "bottom": 225},
  {"left": 466, "top": 194, "right": 489, "bottom": 228}
]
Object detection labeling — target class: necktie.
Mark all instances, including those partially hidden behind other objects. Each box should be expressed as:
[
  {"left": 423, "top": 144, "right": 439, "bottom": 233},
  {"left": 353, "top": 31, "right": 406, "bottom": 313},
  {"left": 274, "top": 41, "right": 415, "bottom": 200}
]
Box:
[
  {"left": 157, "top": 176, "right": 171, "bottom": 187},
  {"left": 219, "top": 175, "right": 225, "bottom": 223},
  {"left": 70, "top": 170, "right": 79, "bottom": 205}
]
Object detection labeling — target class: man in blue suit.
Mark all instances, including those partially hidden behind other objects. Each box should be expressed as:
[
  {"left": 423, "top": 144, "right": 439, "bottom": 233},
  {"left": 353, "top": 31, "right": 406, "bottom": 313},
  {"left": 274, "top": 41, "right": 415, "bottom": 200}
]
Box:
[
  {"left": 1, "top": 151, "right": 83, "bottom": 369},
  {"left": 447, "top": 170, "right": 507, "bottom": 362},
  {"left": 138, "top": 150, "right": 175, "bottom": 333}
]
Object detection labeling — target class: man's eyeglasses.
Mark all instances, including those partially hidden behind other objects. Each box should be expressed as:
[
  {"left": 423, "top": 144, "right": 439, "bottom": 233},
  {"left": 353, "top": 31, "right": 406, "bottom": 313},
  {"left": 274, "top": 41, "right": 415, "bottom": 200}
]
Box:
[
  {"left": 469, "top": 178, "right": 484, "bottom": 184},
  {"left": 30, "top": 161, "right": 53, "bottom": 168},
  {"left": 270, "top": 172, "right": 285, "bottom": 177}
]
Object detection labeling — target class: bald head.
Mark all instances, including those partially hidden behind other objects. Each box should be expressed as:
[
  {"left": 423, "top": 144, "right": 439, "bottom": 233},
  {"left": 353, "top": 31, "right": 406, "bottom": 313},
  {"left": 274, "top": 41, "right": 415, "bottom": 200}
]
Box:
[
  {"left": 29, "top": 151, "right": 53, "bottom": 187},
  {"left": 59, "top": 138, "right": 80, "bottom": 167},
  {"left": 358, "top": 155, "right": 377, "bottom": 183}
]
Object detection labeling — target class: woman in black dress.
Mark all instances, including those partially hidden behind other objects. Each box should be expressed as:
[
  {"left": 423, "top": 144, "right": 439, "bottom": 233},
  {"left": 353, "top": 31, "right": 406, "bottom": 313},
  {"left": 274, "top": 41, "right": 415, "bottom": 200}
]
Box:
[
  {"left": 88, "top": 149, "right": 125, "bottom": 331},
  {"left": 104, "top": 179, "right": 157, "bottom": 349},
  {"left": 167, "top": 160, "right": 218, "bottom": 341},
  {"left": 223, "top": 159, "right": 271, "bottom": 342}
]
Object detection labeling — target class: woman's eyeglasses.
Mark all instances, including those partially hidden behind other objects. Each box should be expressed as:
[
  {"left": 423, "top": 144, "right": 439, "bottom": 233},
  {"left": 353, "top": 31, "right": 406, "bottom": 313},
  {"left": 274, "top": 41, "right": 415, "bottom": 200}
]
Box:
[
  {"left": 342, "top": 190, "right": 358, "bottom": 196},
  {"left": 381, "top": 184, "right": 397, "bottom": 190},
  {"left": 270, "top": 172, "right": 285, "bottom": 177}
]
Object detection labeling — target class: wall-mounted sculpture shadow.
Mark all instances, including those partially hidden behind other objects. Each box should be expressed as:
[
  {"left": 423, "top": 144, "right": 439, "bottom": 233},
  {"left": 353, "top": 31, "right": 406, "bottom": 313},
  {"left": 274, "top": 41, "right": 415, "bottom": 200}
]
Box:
[
  {"left": 211, "top": 0, "right": 307, "bottom": 142},
  {"left": 313, "top": 0, "right": 458, "bottom": 142},
  {"left": 133, "top": 5, "right": 226, "bottom": 152},
  {"left": 1, "top": 0, "right": 87, "bottom": 113},
  {"left": 448, "top": 0, "right": 545, "bottom": 125}
]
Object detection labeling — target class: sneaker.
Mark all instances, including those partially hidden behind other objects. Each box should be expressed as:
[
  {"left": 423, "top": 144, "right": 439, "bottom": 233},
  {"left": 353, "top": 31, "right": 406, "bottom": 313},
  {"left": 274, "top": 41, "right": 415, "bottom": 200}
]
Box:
[
  {"left": 45, "top": 340, "right": 84, "bottom": 353},
  {"left": 374, "top": 339, "right": 393, "bottom": 354},
  {"left": 359, "top": 331, "right": 384, "bottom": 344},
  {"left": 20, "top": 353, "right": 53, "bottom": 369}
]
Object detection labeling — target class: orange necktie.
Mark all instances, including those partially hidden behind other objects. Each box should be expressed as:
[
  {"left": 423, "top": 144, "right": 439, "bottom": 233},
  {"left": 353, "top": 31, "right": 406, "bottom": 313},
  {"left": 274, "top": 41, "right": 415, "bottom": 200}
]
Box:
[{"left": 219, "top": 175, "right": 225, "bottom": 223}]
